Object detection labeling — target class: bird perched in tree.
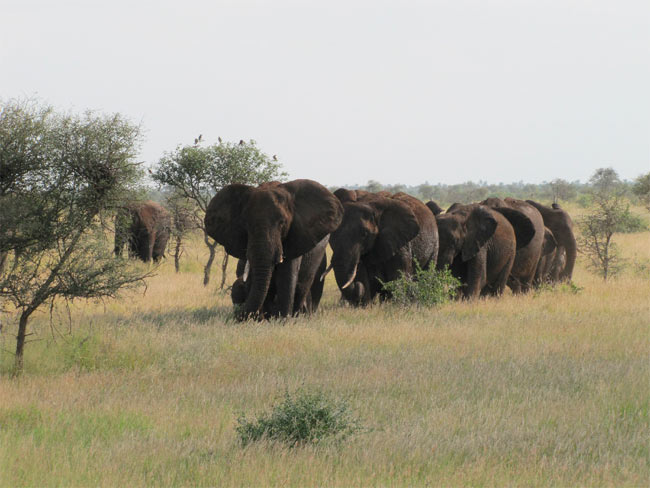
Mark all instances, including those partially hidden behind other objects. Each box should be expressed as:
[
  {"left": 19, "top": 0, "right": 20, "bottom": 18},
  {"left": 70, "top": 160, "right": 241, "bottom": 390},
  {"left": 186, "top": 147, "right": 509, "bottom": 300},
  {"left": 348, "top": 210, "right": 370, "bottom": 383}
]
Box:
[
  {"left": 218, "top": 136, "right": 222, "bottom": 143},
  {"left": 198, "top": 134, "right": 202, "bottom": 142},
  {"left": 194, "top": 138, "right": 198, "bottom": 144},
  {"left": 273, "top": 155, "right": 278, "bottom": 161},
  {"left": 239, "top": 140, "right": 244, "bottom": 145}
]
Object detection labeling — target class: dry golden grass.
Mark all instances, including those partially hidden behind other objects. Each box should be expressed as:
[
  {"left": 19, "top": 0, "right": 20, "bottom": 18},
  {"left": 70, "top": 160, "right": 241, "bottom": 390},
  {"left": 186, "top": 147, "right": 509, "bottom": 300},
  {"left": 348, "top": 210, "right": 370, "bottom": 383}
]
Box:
[{"left": 0, "top": 214, "right": 648, "bottom": 487}]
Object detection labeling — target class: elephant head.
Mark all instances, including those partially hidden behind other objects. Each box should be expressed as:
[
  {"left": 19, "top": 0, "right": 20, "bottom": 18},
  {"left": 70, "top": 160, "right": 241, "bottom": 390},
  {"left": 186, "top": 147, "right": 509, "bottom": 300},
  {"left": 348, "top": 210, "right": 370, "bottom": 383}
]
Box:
[
  {"left": 205, "top": 179, "right": 343, "bottom": 319},
  {"left": 329, "top": 196, "right": 419, "bottom": 304},
  {"left": 426, "top": 200, "right": 444, "bottom": 216},
  {"left": 435, "top": 205, "right": 497, "bottom": 269},
  {"left": 526, "top": 200, "right": 576, "bottom": 281}
]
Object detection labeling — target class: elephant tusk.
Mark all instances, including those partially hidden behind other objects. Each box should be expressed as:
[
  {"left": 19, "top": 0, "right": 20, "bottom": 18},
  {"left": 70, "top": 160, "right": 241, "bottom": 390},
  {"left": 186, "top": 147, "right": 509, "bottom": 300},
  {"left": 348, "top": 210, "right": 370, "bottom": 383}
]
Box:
[
  {"left": 341, "top": 264, "right": 357, "bottom": 289},
  {"left": 320, "top": 262, "right": 333, "bottom": 282},
  {"left": 242, "top": 261, "right": 250, "bottom": 281}
]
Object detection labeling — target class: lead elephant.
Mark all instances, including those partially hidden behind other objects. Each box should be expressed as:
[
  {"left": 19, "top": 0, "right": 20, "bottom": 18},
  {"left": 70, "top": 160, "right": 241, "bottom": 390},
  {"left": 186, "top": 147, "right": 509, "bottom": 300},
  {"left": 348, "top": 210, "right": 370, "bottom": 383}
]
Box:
[
  {"left": 526, "top": 201, "right": 576, "bottom": 282},
  {"left": 435, "top": 203, "right": 535, "bottom": 299},
  {"left": 329, "top": 190, "right": 438, "bottom": 306},
  {"left": 114, "top": 200, "right": 171, "bottom": 262},
  {"left": 204, "top": 179, "right": 343, "bottom": 320},
  {"left": 481, "top": 197, "right": 545, "bottom": 293}
]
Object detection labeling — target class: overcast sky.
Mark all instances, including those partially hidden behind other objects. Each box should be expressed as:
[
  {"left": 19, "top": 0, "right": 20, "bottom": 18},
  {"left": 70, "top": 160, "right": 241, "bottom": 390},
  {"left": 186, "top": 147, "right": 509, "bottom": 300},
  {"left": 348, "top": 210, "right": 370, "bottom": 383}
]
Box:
[{"left": 2, "top": 0, "right": 648, "bottom": 186}]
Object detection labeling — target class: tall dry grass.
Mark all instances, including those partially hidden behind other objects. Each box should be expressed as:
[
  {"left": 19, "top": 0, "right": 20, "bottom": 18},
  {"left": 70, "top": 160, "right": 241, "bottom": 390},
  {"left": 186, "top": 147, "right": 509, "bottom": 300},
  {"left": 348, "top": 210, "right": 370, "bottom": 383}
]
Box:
[{"left": 0, "top": 209, "right": 648, "bottom": 486}]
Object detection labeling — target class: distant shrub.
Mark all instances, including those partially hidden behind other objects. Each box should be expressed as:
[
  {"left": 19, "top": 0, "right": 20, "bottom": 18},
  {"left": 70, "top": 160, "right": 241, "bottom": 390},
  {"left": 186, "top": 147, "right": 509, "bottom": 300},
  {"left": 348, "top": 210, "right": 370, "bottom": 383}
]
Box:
[
  {"left": 236, "top": 389, "right": 362, "bottom": 447},
  {"left": 534, "top": 281, "right": 584, "bottom": 297},
  {"left": 380, "top": 263, "right": 460, "bottom": 307},
  {"left": 615, "top": 212, "right": 649, "bottom": 233}
]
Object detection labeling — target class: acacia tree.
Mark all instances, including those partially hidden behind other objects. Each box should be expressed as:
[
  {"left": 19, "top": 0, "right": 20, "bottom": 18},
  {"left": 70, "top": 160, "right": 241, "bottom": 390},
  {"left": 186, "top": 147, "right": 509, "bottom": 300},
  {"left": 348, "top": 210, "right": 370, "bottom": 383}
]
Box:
[
  {"left": 0, "top": 100, "right": 150, "bottom": 373},
  {"left": 152, "top": 138, "right": 285, "bottom": 286},
  {"left": 578, "top": 168, "right": 628, "bottom": 280}
]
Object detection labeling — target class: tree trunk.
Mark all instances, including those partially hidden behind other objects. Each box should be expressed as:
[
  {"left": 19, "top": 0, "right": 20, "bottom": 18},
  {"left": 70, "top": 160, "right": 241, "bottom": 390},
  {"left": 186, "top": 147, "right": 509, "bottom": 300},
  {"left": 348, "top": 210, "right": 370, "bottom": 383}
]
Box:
[
  {"left": 220, "top": 253, "right": 229, "bottom": 290},
  {"left": 174, "top": 235, "right": 182, "bottom": 273},
  {"left": 14, "top": 309, "right": 33, "bottom": 375},
  {"left": 203, "top": 232, "right": 217, "bottom": 286}
]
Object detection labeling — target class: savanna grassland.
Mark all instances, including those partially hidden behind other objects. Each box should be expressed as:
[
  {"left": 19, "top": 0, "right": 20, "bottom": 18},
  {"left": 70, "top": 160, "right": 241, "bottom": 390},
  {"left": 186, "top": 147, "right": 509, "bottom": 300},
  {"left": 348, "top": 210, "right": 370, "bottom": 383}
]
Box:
[{"left": 1, "top": 205, "right": 649, "bottom": 487}]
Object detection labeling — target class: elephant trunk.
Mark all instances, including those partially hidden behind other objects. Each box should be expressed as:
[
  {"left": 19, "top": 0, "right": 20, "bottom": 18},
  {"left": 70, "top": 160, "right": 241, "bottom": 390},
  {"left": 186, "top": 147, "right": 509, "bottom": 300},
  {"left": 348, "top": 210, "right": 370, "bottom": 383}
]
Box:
[
  {"left": 331, "top": 244, "right": 367, "bottom": 304},
  {"left": 241, "top": 234, "right": 282, "bottom": 320},
  {"left": 560, "top": 234, "right": 577, "bottom": 282}
]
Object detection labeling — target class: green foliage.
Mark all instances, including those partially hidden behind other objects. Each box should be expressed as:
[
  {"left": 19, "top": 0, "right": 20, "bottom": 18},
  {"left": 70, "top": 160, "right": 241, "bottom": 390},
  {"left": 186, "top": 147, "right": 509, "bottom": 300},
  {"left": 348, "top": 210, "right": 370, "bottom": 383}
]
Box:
[
  {"left": 615, "top": 211, "right": 649, "bottom": 233},
  {"left": 534, "top": 281, "right": 584, "bottom": 297},
  {"left": 380, "top": 263, "right": 460, "bottom": 307},
  {"left": 236, "top": 389, "right": 362, "bottom": 447},
  {"left": 0, "top": 98, "right": 150, "bottom": 372},
  {"left": 152, "top": 138, "right": 286, "bottom": 214},
  {"left": 632, "top": 172, "right": 650, "bottom": 211}
]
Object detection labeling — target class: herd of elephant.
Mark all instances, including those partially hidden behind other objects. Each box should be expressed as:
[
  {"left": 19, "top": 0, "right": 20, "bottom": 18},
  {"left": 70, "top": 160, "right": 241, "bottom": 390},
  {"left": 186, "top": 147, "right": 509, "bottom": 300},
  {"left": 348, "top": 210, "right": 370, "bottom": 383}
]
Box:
[{"left": 114, "top": 179, "right": 576, "bottom": 321}]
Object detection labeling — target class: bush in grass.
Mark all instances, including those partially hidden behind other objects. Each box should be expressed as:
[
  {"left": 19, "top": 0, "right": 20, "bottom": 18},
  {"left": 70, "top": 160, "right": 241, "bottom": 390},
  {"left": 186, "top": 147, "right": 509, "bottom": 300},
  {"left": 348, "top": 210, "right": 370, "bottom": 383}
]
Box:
[
  {"left": 236, "top": 389, "right": 362, "bottom": 447},
  {"left": 380, "top": 262, "right": 461, "bottom": 307}
]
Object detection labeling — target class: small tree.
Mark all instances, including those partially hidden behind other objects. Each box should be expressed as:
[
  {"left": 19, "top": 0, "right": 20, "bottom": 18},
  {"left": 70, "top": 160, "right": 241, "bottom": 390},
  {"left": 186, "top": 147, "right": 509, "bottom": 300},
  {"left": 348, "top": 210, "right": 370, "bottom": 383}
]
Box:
[
  {"left": 632, "top": 172, "right": 650, "bottom": 212},
  {"left": 578, "top": 168, "right": 628, "bottom": 280},
  {"left": 152, "top": 138, "right": 285, "bottom": 286},
  {"left": 550, "top": 178, "right": 577, "bottom": 203},
  {"left": 165, "top": 191, "right": 199, "bottom": 273},
  {"left": 0, "top": 99, "right": 150, "bottom": 373}
]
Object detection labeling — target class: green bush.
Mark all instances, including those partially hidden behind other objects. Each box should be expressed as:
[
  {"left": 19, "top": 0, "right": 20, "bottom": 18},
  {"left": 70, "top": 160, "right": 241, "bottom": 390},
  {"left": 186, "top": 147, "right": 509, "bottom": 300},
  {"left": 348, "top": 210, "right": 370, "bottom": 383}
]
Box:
[
  {"left": 615, "top": 211, "right": 649, "bottom": 233},
  {"left": 380, "top": 262, "right": 461, "bottom": 307},
  {"left": 236, "top": 389, "right": 362, "bottom": 447}
]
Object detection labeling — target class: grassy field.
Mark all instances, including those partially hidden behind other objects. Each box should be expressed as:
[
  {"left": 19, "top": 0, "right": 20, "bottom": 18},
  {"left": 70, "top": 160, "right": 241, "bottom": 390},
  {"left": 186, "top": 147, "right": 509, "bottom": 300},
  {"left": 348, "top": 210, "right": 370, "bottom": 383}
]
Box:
[{"left": 1, "top": 207, "right": 649, "bottom": 486}]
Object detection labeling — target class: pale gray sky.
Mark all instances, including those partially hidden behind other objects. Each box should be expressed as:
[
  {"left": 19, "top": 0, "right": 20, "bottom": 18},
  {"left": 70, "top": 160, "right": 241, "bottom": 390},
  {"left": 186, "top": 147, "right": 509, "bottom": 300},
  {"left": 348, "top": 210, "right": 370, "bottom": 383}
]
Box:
[{"left": 2, "top": 0, "right": 648, "bottom": 185}]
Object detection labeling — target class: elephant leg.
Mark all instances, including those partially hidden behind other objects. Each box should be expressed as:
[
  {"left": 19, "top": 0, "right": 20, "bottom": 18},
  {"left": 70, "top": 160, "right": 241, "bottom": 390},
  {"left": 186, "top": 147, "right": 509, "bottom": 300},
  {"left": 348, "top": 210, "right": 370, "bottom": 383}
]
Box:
[
  {"left": 274, "top": 257, "right": 301, "bottom": 318},
  {"left": 292, "top": 237, "right": 328, "bottom": 315},
  {"left": 308, "top": 254, "right": 327, "bottom": 312},
  {"left": 486, "top": 255, "right": 514, "bottom": 297},
  {"left": 464, "top": 255, "right": 486, "bottom": 299}
]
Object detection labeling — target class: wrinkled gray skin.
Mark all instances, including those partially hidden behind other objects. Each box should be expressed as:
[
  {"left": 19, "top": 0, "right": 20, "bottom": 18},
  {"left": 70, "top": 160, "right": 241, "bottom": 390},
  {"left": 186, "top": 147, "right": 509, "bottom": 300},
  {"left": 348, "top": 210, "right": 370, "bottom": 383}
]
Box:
[
  {"left": 205, "top": 179, "right": 343, "bottom": 320},
  {"left": 526, "top": 201, "right": 577, "bottom": 282},
  {"left": 231, "top": 236, "right": 328, "bottom": 318},
  {"left": 434, "top": 203, "right": 535, "bottom": 299},
  {"left": 480, "top": 197, "right": 544, "bottom": 293},
  {"left": 330, "top": 191, "right": 438, "bottom": 306},
  {"left": 114, "top": 200, "right": 171, "bottom": 262}
]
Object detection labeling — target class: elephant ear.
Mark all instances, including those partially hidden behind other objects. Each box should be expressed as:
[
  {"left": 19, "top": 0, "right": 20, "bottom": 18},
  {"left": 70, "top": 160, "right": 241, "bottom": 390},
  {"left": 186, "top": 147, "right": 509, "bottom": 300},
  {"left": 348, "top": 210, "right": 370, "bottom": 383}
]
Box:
[
  {"left": 204, "top": 184, "right": 253, "bottom": 259},
  {"left": 426, "top": 200, "right": 443, "bottom": 216},
  {"left": 542, "top": 227, "right": 557, "bottom": 256},
  {"left": 492, "top": 207, "right": 536, "bottom": 249},
  {"left": 370, "top": 197, "right": 420, "bottom": 262},
  {"left": 282, "top": 179, "right": 344, "bottom": 259},
  {"left": 462, "top": 206, "right": 497, "bottom": 262}
]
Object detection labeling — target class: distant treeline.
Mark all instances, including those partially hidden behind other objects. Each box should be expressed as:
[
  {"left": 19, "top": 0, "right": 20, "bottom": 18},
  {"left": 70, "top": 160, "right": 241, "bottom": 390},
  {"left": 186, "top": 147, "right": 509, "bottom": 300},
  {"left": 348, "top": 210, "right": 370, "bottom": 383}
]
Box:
[{"left": 330, "top": 179, "right": 643, "bottom": 207}]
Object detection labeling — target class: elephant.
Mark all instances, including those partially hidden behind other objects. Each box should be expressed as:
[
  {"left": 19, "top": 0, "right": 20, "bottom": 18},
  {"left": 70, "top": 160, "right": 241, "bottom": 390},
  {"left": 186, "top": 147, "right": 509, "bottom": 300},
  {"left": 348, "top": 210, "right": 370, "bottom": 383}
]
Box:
[
  {"left": 231, "top": 236, "right": 328, "bottom": 318},
  {"left": 534, "top": 226, "right": 559, "bottom": 285},
  {"left": 480, "top": 197, "right": 545, "bottom": 293},
  {"left": 434, "top": 203, "right": 535, "bottom": 299},
  {"left": 114, "top": 200, "right": 171, "bottom": 262},
  {"left": 526, "top": 200, "right": 577, "bottom": 282},
  {"left": 333, "top": 188, "right": 392, "bottom": 203},
  {"left": 329, "top": 190, "right": 438, "bottom": 306},
  {"left": 204, "top": 179, "right": 343, "bottom": 320}
]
